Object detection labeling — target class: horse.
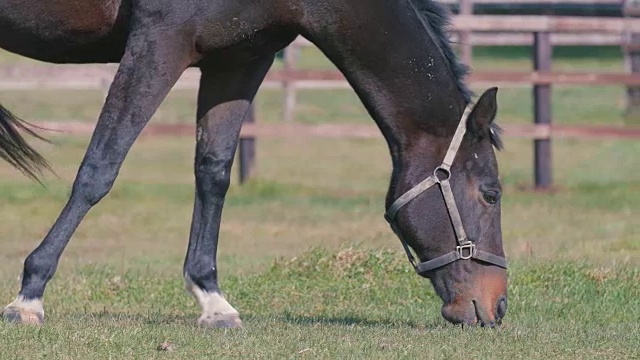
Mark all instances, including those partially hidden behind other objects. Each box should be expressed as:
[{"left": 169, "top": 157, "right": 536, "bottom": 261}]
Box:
[{"left": 0, "top": 0, "right": 508, "bottom": 328}]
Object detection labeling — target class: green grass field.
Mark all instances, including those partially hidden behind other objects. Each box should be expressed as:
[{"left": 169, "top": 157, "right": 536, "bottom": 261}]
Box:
[{"left": 0, "top": 46, "right": 639, "bottom": 359}]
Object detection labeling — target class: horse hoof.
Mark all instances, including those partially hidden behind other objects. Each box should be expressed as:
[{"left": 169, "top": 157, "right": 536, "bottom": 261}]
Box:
[
  {"left": 2, "top": 307, "right": 44, "bottom": 325},
  {"left": 2, "top": 296, "right": 45, "bottom": 325},
  {"left": 198, "top": 313, "right": 243, "bottom": 329}
]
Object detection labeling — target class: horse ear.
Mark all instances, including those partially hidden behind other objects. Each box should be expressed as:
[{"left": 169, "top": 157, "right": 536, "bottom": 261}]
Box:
[
  {"left": 468, "top": 87, "right": 503, "bottom": 149},
  {"left": 469, "top": 87, "right": 498, "bottom": 129}
]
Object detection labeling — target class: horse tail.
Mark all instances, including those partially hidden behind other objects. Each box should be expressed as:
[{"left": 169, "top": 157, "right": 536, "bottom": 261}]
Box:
[{"left": 0, "top": 103, "right": 52, "bottom": 181}]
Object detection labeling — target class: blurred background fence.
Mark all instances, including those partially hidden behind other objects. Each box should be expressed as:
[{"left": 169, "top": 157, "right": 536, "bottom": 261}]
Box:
[{"left": 1, "top": 0, "right": 640, "bottom": 189}]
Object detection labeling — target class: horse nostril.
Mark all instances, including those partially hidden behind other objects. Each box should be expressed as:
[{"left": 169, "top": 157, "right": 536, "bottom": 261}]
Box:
[
  {"left": 497, "top": 296, "right": 508, "bottom": 319},
  {"left": 480, "top": 321, "right": 496, "bottom": 328}
]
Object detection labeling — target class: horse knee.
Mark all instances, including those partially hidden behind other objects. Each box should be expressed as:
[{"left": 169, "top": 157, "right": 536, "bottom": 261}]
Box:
[
  {"left": 195, "top": 154, "right": 232, "bottom": 198},
  {"left": 72, "top": 161, "right": 116, "bottom": 206}
]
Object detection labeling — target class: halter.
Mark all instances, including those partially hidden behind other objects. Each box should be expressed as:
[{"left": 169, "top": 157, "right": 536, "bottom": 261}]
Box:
[{"left": 384, "top": 105, "right": 508, "bottom": 277}]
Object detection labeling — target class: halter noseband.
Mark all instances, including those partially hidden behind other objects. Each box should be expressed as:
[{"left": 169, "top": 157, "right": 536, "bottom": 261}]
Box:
[{"left": 384, "top": 104, "right": 508, "bottom": 277}]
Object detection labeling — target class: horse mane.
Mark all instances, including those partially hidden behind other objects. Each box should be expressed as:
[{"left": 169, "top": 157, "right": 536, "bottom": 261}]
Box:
[
  {"left": 411, "top": 0, "right": 503, "bottom": 149},
  {"left": 411, "top": 0, "right": 472, "bottom": 104}
]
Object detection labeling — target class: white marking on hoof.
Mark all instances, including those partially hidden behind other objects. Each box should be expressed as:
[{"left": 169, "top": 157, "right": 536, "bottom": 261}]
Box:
[
  {"left": 185, "top": 275, "right": 242, "bottom": 328},
  {"left": 2, "top": 295, "right": 45, "bottom": 325}
]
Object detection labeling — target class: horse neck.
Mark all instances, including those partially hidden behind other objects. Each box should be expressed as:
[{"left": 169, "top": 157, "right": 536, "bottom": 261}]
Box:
[{"left": 299, "top": 0, "right": 467, "bottom": 198}]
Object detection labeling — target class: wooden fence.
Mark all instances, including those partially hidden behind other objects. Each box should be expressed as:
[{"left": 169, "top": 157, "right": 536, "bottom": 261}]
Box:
[
  {"left": 439, "top": 0, "right": 631, "bottom": 63},
  {"left": 1, "top": 15, "right": 640, "bottom": 189},
  {"left": 439, "top": 0, "right": 621, "bottom": 4},
  {"left": 271, "top": 14, "right": 640, "bottom": 189}
]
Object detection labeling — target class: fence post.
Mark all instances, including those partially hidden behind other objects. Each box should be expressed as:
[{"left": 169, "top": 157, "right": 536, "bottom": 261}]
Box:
[
  {"left": 459, "top": 0, "right": 474, "bottom": 67},
  {"left": 100, "top": 77, "right": 111, "bottom": 101},
  {"left": 624, "top": 0, "right": 640, "bottom": 121},
  {"left": 238, "top": 104, "right": 256, "bottom": 184},
  {"left": 533, "top": 32, "right": 553, "bottom": 190},
  {"left": 282, "top": 44, "right": 298, "bottom": 122}
]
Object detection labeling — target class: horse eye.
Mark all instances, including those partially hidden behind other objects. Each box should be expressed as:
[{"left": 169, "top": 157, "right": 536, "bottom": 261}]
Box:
[{"left": 482, "top": 190, "right": 500, "bottom": 205}]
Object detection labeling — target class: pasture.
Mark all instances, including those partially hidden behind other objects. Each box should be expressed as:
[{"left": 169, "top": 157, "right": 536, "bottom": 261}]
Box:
[{"left": 0, "top": 46, "right": 639, "bottom": 358}]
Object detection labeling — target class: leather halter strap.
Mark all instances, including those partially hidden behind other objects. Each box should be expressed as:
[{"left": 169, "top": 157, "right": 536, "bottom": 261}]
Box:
[{"left": 384, "top": 105, "right": 507, "bottom": 277}]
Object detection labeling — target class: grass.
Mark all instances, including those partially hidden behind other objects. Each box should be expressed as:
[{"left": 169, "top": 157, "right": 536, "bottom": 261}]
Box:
[
  {"left": 0, "top": 249, "right": 638, "bottom": 359},
  {"left": 0, "top": 46, "right": 638, "bottom": 358}
]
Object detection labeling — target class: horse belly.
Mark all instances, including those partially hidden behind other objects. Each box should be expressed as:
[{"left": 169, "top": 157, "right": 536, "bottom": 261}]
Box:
[{"left": 0, "top": 0, "right": 131, "bottom": 64}]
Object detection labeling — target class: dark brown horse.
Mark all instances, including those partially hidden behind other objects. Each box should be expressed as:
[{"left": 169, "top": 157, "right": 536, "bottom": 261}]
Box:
[{"left": 0, "top": 0, "right": 507, "bottom": 328}]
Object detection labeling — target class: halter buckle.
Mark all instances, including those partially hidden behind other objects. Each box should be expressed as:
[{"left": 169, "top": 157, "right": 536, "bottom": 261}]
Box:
[{"left": 456, "top": 242, "right": 476, "bottom": 260}]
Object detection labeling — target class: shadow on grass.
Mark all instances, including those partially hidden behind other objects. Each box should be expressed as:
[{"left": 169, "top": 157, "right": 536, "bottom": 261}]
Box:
[
  {"left": 59, "top": 311, "right": 449, "bottom": 330},
  {"left": 255, "top": 312, "right": 448, "bottom": 330},
  {"left": 60, "top": 311, "right": 193, "bottom": 326}
]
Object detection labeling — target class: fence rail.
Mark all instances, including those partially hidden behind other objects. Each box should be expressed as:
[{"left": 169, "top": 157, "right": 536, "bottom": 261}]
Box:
[
  {"left": 31, "top": 121, "right": 640, "bottom": 141},
  {"left": 5, "top": 67, "right": 640, "bottom": 90},
  {"left": 453, "top": 14, "right": 640, "bottom": 31},
  {"left": 439, "top": 0, "right": 622, "bottom": 4}
]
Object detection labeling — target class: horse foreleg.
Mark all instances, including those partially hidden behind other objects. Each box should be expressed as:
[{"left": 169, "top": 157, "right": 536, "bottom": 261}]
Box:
[
  {"left": 183, "top": 55, "right": 275, "bottom": 329},
  {"left": 2, "top": 28, "right": 193, "bottom": 325}
]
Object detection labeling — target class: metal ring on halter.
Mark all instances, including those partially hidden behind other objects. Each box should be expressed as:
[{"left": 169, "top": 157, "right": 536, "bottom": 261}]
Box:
[{"left": 433, "top": 166, "right": 451, "bottom": 184}]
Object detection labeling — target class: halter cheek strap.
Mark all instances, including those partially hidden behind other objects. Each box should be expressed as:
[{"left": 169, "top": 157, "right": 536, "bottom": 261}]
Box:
[{"left": 384, "top": 105, "right": 507, "bottom": 277}]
